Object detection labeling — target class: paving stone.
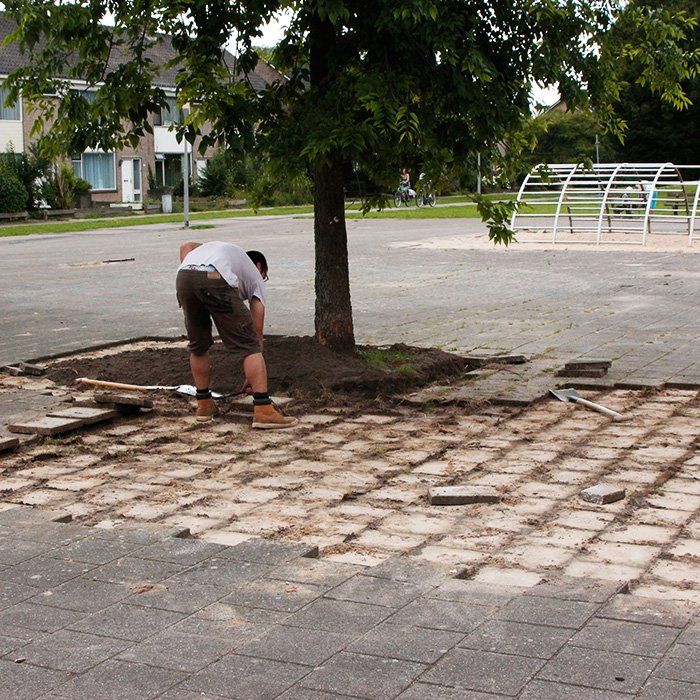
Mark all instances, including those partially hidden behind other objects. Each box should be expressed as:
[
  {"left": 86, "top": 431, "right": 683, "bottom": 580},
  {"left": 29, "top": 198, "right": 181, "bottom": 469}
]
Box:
[
  {"left": 0, "top": 579, "right": 42, "bottom": 610},
  {"left": 349, "top": 622, "right": 463, "bottom": 663},
  {"left": 460, "top": 619, "right": 572, "bottom": 659},
  {"left": 29, "top": 576, "right": 131, "bottom": 613},
  {"left": 638, "top": 677, "right": 700, "bottom": 699},
  {"left": 564, "top": 359, "right": 613, "bottom": 370},
  {"left": 126, "top": 580, "right": 227, "bottom": 614},
  {"left": 597, "top": 595, "right": 695, "bottom": 628},
  {"left": 571, "top": 618, "right": 680, "bottom": 657},
  {"left": 0, "top": 507, "right": 71, "bottom": 527},
  {"left": 464, "top": 354, "right": 528, "bottom": 366},
  {"left": 580, "top": 484, "right": 626, "bottom": 504},
  {"left": 0, "top": 555, "right": 93, "bottom": 589},
  {"left": 497, "top": 595, "right": 598, "bottom": 629},
  {"left": 56, "top": 658, "right": 186, "bottom": 700},
  {"left": 169, "top": 557, "right": 273, "bottom": 589},
  {"left": 69, "top": 602, "right": 184, "bottom": 641},
  {"left": 538, "top": 645, "right": 656, "bottom": 693},
  {"left": 221, "top": 538, "right": 319, "bottom": 565},
  {"left": 397, "top": 684, "right": 510, "bottom": 699},
  {"left": 266, "top": 558, "right": 361, "bottom": 588},
  {"left": 520, "top": 679, "right": 631, "bottom": 699},
  {"left": 428, "top": 486, "right": 500, "bottom": 505},
  {"left": 0, "top": 659, "right": 70, "bottom": 700},
  {"left": 426, "top": 579, "right": 525, "bottom": 608},
  {"left": 173, "top": 603, "right": 287, "bottom": 641},
  {"left": 678, "top": 620, "right": 700, "bottom": 646},
  {"left": 422, "top": 647, "right": 544, "bottom": 696},
  {"left": 95, "top": 392, "right": 154, "bottom": 408},
  {"left": 135, "top": 538, "right": 225, "bottom": 566},
  {"left": 159, "top": 690, "right": 235, "bottom": 700},
  {"left": 301, "top": 651, "right": 426, "bottom": 699},
  {"left": 117, "top": 629, "right": 237, "bottom": 672},
  {"left": 46, "top": 406, "right": 117, "bottom": 425},
  {"left": 93, "top": 525, "right": 188, "bottom": 545},
  {"left": 277, "top": 689, "right": 358, "bottom": 700},
  {"left": 7, "top": 416, "right": 84, "bottom": 436},
  {"left": 388, "top": 598, "right": 490, "bottom": 633},
  {"left": 91, "top": 556, "right": 185, "bottom": 585},
  {"left": 524, "top": 576, "right": 628, "bottom": 603},
  {"left": 17, "top": 362, "right": 47, "bottom": 376},
  {"left": 325, "top": 574, "right": 425, "bottom": 608},
  {"left": 285, "top": 598, "right": 394, "bottom": 634},
  {"left": 0, "top": 601, "right": 84, "bottom": 633},
  {"left": 17, "top": 628, "right": 129, "bottom": 672},
  {"left": 363, "top": 555, "right": 448, "bottom": 584},
  {"left": 220, "top": 578, "right": 326, "bottom": 613},
  {"left": 557, "top": 368, "right": 608, "bottom": 378},
  {"left": 656, "top": 649, "right": 700, "bottom": 684},
  {"left": 4, "top": 522, "right": 93, "bottom": 545},
  {"left": 237, "top": 624, "right": 353, "bottom": 666},
  {"left": 0, "top": 437, "right": 19, "bottom": 454},
  {"left": 183, "top": 653, "right": 309, "bottom": 699},
  {"left": 55, "top": 536, "right": 144, "bottom": 564}
]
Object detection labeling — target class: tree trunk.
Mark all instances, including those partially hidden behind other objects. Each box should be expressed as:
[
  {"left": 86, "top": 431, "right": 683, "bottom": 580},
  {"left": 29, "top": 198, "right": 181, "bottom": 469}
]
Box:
[{"left": 313, "top": 160, "right": 355, "bottom": 350}]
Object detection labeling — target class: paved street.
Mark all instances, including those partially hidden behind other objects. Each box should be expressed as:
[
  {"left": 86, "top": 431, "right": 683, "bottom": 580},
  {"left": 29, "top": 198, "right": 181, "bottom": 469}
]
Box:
[
  {"left": 1, "top": 215, "right": 699, "bottom": 385},
  {"left": 0, "top": 506, "right": 697, "bottom": 700}
]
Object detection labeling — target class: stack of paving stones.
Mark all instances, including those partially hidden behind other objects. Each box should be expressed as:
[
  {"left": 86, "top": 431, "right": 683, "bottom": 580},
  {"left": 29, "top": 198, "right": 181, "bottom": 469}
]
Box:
[
  {"left": 0, "top": 506, "right": 697, "bottom": 699},
  {"left": 557, "top": 359, "right": 612, "bottom": 380},
  {"left": 7, "top": 406, "right": 118, "bottom": 437}
]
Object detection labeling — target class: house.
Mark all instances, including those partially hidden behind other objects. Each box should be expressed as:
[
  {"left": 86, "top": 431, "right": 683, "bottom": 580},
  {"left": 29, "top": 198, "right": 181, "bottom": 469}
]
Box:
[{"left": 0, "top": 13, "right": 279, "bottom": 206}]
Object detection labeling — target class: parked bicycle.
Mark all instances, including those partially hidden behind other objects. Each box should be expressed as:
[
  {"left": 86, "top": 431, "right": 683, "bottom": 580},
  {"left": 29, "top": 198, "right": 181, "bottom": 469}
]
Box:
[
  {"left": 415, "top": 173, "right": 436, "bottom": 207},
  {"left": 394, "top": 182, "right": 416, "bottom": 207}
]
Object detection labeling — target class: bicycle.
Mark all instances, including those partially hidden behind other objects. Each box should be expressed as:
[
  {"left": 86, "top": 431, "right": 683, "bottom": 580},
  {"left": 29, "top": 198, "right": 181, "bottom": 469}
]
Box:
[
  {"left": 415, "top": 190, "right": 436, "bottom": 207},
  {"left": 394, "top": 183, "right": 415, "bottom": 207}
]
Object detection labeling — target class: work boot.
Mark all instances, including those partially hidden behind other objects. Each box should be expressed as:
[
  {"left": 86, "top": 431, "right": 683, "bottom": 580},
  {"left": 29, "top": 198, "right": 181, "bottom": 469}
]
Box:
[
  {"left": 195, "top": 397, "right": 218, "bottom": 423},
  {"left": 252, "top": 403, "right": 298, "bottom": 429}
]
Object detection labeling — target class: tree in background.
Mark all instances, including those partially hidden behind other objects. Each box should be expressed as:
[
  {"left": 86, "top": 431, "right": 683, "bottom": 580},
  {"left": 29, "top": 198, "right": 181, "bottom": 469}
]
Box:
[{"left": 4, "top": 1, "right": 697, "bottom": 349}]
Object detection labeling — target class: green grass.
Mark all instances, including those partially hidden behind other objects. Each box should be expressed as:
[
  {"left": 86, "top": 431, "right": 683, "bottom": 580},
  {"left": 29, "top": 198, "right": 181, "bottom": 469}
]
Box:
[{"left": 358, "top": 346, "right": 418, "bottom": 377}]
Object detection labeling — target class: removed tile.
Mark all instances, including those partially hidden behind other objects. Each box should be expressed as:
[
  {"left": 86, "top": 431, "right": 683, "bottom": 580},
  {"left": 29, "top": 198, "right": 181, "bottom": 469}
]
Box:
[{"left": 580, "top": 485, "right": 626, "bottom": 505}]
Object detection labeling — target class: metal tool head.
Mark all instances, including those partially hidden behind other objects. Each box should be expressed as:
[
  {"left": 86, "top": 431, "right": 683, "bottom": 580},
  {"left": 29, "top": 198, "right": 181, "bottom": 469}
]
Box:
[{"left": 549, "top": 388, "right": 580, "bottom": 403}]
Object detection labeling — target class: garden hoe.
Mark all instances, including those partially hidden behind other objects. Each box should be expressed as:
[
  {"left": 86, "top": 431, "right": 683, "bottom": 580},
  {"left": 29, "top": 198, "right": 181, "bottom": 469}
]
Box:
[
  {"left": 77, "top": 378, "right": 243, "bottom": 399},
  {"left": 549, "top": 388, "right": 623, "bottom": 421}
]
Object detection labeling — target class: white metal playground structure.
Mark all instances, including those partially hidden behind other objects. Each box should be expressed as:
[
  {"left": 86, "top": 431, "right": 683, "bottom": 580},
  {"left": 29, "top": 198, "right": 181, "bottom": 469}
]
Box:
[{"left": 511, "top": 163, "right": 700, "bottom": 246}]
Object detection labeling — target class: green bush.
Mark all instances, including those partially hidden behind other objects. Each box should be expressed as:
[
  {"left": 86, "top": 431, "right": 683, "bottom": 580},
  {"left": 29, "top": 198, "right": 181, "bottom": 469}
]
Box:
[
  {"left": 41, "top": 164, "right": 92, "bottom": 210},
  {"left": 0, "top": 144, "right": 51, "bottom": 210},
  {"left": 0, "top": 170, "right": 29, "bottom": 213}
]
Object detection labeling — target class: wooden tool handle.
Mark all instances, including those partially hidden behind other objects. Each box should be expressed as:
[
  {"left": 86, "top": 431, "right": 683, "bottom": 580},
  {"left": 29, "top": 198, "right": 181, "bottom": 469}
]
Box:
[
  {"left": 573, "top": 397, "right": 623, "bottom": 420},
  {"left": 76, "top": 378, "right": 151, "bottom": 392}
]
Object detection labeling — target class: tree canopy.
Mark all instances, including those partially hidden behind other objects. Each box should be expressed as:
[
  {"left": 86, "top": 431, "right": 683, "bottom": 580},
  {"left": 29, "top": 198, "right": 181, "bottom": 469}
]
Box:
[{"left": 3, "top": 1, "right": 697, "bottom": 348}]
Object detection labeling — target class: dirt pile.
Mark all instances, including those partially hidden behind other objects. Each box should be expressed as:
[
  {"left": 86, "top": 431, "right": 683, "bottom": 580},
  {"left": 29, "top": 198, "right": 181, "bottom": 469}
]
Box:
[{"left": 47, "top": 336, "right": 466, "bottom": 398}]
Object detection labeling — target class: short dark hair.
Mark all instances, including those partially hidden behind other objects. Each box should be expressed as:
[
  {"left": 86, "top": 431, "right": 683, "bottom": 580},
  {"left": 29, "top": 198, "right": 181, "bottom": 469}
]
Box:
[{"left": 246, "top": 250, "right": 268, "bottom": 278}]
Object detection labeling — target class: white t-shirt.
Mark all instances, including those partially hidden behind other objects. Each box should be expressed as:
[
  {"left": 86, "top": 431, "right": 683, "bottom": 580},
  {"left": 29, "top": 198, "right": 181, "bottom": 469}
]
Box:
[{"left": 179, "top": 241, "right": 266, "bottom": 304}]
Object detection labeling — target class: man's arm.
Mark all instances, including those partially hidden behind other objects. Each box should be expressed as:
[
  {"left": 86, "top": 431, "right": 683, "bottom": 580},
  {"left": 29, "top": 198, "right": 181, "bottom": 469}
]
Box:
[
  {"left": 250, "top": 297, "right": 265, "bottom": 350},
  {"left": 179, "top": 241, "right": 203, "bottom": 263}
]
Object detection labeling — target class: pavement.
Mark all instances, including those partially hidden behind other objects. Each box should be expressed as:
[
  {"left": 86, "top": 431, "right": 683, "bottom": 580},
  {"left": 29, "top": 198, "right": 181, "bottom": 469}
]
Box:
[
  {"left": 1, "top": 216, "right": 699, "bottom": 387},
  {"left": 0, "top": 506, "right": 697, "bottom": 700}
]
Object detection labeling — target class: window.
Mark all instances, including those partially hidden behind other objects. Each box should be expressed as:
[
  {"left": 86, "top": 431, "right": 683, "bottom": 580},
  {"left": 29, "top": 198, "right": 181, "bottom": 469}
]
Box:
[
  {"left": 72, "top": 152, "right": 116, "bottom": 191},
  {"left": 154, "top": 97, "right": 183, "bottom": 127},
  {"left": 0, "top": 84, "right": 21, "bottom": 121}
]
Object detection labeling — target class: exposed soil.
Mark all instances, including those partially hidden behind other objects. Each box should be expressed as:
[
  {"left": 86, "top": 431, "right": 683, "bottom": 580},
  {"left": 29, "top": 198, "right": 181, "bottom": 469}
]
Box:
[{"left": 47, "top": 335, "right": 466, "bottom": 399}]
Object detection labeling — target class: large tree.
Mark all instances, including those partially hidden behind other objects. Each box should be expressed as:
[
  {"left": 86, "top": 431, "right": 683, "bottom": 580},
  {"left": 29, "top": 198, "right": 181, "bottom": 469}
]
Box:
[{"left": 4, "top": 1, "right": 696, "bottom": 349}]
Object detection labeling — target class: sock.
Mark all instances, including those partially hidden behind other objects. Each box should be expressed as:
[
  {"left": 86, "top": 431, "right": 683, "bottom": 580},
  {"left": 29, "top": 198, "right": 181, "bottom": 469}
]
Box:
[
  {"left": 253, "top": 392, "right": 272, "bottom": 406},
  {"left": 196, "top": 388, "right": 211, "bottom": 400}
]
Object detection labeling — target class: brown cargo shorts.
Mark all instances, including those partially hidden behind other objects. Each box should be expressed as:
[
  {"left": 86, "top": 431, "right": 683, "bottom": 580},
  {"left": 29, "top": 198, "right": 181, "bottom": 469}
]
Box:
[{"left": 176, "top": 269, "right": 261, "bottom": 357}]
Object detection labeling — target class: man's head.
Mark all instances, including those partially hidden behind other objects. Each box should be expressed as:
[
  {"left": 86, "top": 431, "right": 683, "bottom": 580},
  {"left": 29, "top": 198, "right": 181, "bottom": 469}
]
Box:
[{"left": 247, "top": 250, "right": 268, "bottom": 281}]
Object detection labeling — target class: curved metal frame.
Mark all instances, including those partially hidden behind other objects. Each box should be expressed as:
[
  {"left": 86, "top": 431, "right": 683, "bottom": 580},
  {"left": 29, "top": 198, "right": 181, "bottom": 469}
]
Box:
[
  {"left": 551, "top": 164, "right": 578, "bottom": 244},
  {"left": 595, "top": 163, "right": 625, "bottom": 245},
  {"left": 690, "top": 181, "right": 700, "bottom": 246}
]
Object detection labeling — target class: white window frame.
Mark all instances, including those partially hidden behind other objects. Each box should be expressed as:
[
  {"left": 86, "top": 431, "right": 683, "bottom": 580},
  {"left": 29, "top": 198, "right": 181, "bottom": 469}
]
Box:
[
  {"left": 72, "top": 150, "right": 117, "bottom": 192},
  {"left": 0, "top": 77, "right": 22, "bottom": 123}
]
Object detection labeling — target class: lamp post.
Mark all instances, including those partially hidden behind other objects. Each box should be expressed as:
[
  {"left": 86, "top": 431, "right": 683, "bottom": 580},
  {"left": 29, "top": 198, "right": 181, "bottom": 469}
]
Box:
[{"left": 182, "top": 103, "right": 190, "bottom": 229}]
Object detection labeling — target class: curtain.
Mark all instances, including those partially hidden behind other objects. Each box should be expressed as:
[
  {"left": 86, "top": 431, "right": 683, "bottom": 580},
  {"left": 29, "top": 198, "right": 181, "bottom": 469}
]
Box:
[
  {"left": 82, "top": 153, "right": 115, "bottom": 190},
  {"left": 0, "top": 86, "right": 21, "bottom": 121}
]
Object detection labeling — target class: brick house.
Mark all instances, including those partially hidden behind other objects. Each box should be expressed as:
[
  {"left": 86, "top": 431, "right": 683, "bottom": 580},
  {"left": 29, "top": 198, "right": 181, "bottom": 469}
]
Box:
[{"left": 0, "top": 13, "right": 279, "bottom": 205}]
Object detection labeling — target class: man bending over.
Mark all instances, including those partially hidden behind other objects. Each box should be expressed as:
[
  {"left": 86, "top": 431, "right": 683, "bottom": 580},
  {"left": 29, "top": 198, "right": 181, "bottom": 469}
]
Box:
[{"left": 177, "top": 240, "right": 297, "bottom": 429}]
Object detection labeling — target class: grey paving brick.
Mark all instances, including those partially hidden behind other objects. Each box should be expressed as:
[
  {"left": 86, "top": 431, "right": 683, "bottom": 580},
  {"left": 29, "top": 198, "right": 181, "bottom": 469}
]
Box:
[
  {"left": 388, "top": 598, "right": 491, "bottom": 633},
  {"left": 55, "top": 535, "right": 144, "bottom": 564},
  {"left": 0, "top": 555, "right": 93, "bottom": 589},
  {"left": 222, "top": 538, "right": 319, "bottom": 565},
  {"left": 169, "top": 557, "right": 273, "bottom": 589},
  {"left": 55, "top": 658, "right": 186, "bottom": 699},
  {"left": 397, "top": 684, "right": 510, "bottom": 699},
  {"left": 497, "top": 595, "right": 598, "bottom": 629},
  {"left": 158, "top": 690, "right": 236, "bottom": 700},
  {"left": 183, "top": 653, "right": 309, "bottom": 699},
  {"left": 538, "top": 645, "right": 656, "bottom": 693},
  {"left": 16, "top": 629, "right": 129, "bottom": 672},
  {"left": 597, "top": 595, "right": 694, "bottom": 628},
  {"left": 172, "top": 603, "right": 288, "bottom": 641},
  {"left": 0, "top": 579, "right": 42, "bottom": 610},
  {"left": 237, "top": 624, "right": 353, "bottom": 666},
  {"left": 91, "top": 556, "right": 185, "bottom": 585},
  {"left": 286, "top": 598, "right": 394, "bottom": 635},
  {"left": 520, "top": 679, "right": 631, "bottom": 699},
  {"left": 422, "top": 647, "right": 544, "bottom": 696},
  {"left": 363, "top": 556, "right": 448, "bottom": 584},
  {"left": 0, "top": 538, "right": 53, "bottom": 566},
  {"left": 301, "top": 651, "right": 426, "bottom": 699},
  {"left": 0, "top": 659, "right": 70, "bottom": 700},
  {"left": 93, "top": 526, "right": 187, "bottom": 545},
  {"left": 678, "top": 620, "right": 700, "bottom": 646},
  {"left": 426, "top": 579, "right": 524, "bottom": 608},
  {"left": 325, "top": 574, "right": 425, "bottom": 608},
  {"left": 571, "top": 618, "right": 679, "bottom": 657},
  {"left": 656, "top": 648, "right": 700, "bottom": 684},
  {"left": 0, "top": 601, "right": 84, "bottom": 633},
  {"left": 267, "top": 558, "right": 361, "bottom": 588},
  {"left": 220, "top": 578, "right": 326, "bottom": 613},
  {"left": 580, "top": 484, "right": 626, "bottom": 504},
  {"left": 10, "top": 522, "right": 93, "bottom": 545},
  {"left": 0, "top": 507, "right": 70, "bottom": 527},
  {"left": 638, "top": 678, "right": 700, "bottom": 700},
  {"left": 8, "top": 415, "right": 84, "bottom": 436},
  {"left": 524, "top": 576, "right": 627, "bottom": 603},
  {"left": 135, "top": 538, "right": 225, "bottom": 566},
  {"left": 460, "top": 619, "right": 572, "bottom": 659},
  {"left": 117, "top": 629, "right": 237, "bottom": 672},
  {"left": 29, "top": 576, "right": 131, "bottom": 613},
  {"left": 0, "top": 633, "right": 27, "bottom": 656},
  {"left": 277, "top": 689, "right": 357, "bottom": 700},
  {"left": 428, "top": 485, "right": 500, "bottom": 505},
  {"left": 68, "top": 602, "right": 184, "bottom": 641},
  {"left": 349, "top": 622, "right": 463, "bottom": 663},
  {"left": 126, "top": 580, "right": 227, "bottom": 614}
]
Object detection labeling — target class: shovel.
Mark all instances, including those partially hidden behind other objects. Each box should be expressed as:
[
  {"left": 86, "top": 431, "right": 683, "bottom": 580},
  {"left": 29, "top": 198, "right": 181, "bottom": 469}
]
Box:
[
  {"left": 76, "top": 378, "right": 244, "bottom": 399},
  {"left": 549, "top": 388, "right": 623, "bottom": 421}
]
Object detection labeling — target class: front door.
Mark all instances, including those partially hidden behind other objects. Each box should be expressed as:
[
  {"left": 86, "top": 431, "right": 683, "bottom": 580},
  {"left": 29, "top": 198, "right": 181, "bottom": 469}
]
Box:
[{"left": 121, "top": 158, "right": 142, "bottom": 203}]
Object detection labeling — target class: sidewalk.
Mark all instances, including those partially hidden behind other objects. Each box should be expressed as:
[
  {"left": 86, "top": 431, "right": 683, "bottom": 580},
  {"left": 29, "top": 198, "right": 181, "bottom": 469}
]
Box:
[{"left": 0, "top": 507, "right": 697, "bottom": 699}]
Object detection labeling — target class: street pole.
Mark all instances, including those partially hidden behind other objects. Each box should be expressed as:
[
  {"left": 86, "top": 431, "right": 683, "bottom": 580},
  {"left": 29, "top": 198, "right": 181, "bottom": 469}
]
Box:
[
  {"left": 595, "top": 134, "right": 600, "bottom": 165},
  {"left": 182, "top": 104, "right": 190, "bottom": 229},
  {"left": 477, "top": 152, "right": 482, "bottom": 195}
]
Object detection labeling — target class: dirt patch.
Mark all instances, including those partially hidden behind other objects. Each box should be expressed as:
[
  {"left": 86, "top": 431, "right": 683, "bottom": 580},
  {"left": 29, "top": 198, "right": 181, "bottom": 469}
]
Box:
[{"left": 46, "top": 336, "right": 466, "bottom": 399}]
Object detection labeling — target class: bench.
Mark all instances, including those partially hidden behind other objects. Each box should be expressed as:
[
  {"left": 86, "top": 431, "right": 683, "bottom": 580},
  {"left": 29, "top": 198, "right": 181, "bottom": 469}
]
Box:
[
  {"left": 43, "top": 209, "right": 76, "bottom": 219},
  {"left": 0, "top": 211, "right": 29, "bottom": 222}
]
